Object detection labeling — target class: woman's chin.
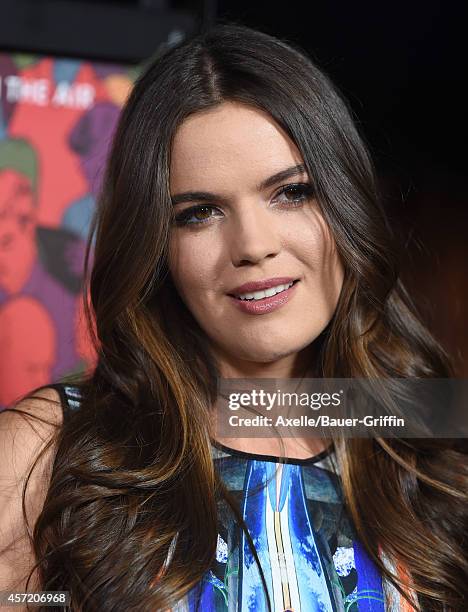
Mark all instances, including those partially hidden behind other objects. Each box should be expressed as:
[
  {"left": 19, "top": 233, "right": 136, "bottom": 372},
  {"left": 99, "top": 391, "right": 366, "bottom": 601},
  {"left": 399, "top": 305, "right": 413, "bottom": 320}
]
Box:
[{"left": 218, "top": 344, "right": 302, "bottom": 370}]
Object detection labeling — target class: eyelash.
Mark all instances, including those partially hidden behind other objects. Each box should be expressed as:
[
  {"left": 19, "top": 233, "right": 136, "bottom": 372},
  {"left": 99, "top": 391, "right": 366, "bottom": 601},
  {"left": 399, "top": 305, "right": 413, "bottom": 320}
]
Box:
[{"left": 173, "top": 183, "right": 315, "bottom": 227}]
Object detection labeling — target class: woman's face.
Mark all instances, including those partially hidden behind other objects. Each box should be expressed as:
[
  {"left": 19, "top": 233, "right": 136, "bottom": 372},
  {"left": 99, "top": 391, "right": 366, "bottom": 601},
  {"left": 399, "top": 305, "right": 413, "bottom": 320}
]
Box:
[{"left": 168, "top": 101, "right": 344, "bottom": 377}]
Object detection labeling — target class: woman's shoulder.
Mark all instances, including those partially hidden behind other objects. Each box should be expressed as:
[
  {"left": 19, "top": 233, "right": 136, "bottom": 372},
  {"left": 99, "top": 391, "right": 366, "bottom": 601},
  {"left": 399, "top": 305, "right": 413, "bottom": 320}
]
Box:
[
  {"left": 0, "top": 386, "right": 66, "bottom": 474},
  {"left": 0, "top": 386, "right": 65, "bottom": 430},
  {"left": 0, "top": 383, "right": 83, "bottom": 435},
  {"left": 0, "top": 386, "right": 67, "bottom": 592}
]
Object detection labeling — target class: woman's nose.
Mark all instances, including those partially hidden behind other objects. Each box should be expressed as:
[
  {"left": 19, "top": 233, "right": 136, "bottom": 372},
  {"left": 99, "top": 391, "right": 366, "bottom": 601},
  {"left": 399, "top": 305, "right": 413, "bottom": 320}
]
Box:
[{"left": 228, "top": 202, "right": 282, "bottom": 267}]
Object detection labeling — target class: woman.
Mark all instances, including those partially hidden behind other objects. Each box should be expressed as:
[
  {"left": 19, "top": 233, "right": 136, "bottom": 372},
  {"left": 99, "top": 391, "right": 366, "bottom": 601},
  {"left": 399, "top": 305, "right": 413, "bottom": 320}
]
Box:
[{"left": 1, "top": 22, "right": 467, "bottom": 612}]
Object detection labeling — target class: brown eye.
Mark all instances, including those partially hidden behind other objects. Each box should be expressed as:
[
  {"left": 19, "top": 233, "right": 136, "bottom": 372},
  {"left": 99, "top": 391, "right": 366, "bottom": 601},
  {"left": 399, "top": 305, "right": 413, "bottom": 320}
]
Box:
[
  {"left": 193, "top": 206, "right": 212, "bottom": 220},
  {"left": 174, "top": 205, "right": 221, "bottom": 226},
  {"left": 274, "top": 183, "right": 315, "bottom": 206},
  {"left": 284, "top": 186, "right": 306, "bottom": 201}
]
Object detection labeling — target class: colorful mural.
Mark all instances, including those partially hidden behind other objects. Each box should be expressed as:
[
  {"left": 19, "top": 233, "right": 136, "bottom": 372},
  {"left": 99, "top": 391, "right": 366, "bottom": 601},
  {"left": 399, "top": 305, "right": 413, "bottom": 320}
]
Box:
[{"left": 0, "top": 53, "right": 137, "bottom": 408}]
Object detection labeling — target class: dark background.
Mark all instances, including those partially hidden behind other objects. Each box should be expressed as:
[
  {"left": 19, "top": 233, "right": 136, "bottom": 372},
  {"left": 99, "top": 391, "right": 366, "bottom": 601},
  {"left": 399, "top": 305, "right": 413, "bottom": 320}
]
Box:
[{"left": 1, "top": 0, "right": 466, "bottom": 373}]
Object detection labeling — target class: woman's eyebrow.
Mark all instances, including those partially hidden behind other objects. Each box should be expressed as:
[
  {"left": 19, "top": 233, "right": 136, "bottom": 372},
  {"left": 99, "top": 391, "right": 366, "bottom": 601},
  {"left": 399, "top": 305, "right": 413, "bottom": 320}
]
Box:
[{"left": 170, "top": 163, "right": 308, "bottom": 206}]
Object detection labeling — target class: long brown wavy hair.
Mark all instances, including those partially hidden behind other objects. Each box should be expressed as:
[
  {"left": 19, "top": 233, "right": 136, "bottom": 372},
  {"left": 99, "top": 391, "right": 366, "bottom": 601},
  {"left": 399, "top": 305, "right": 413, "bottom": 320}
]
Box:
[{"left": 3, "top": 22, "right": 467, "bottom": 611}]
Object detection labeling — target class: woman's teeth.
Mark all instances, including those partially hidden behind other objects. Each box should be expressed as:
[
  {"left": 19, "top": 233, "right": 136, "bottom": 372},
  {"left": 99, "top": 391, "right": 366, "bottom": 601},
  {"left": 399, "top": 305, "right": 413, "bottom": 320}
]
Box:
[{"left": 235, "top": 281, "right": 294, "bottom": 301}]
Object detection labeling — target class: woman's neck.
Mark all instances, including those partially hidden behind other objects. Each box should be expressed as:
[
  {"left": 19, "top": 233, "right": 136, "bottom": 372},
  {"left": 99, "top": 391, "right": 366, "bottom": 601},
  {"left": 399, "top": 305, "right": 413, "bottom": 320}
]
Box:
[{"left": 208, "top": 340, "right": 330, "bottom": 460}]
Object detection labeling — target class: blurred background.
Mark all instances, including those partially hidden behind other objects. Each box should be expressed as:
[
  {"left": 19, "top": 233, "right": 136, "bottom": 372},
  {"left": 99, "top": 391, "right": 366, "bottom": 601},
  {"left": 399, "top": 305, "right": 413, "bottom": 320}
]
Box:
[{"left": 0, "top": 0, "right": 466, "bottom": 408}]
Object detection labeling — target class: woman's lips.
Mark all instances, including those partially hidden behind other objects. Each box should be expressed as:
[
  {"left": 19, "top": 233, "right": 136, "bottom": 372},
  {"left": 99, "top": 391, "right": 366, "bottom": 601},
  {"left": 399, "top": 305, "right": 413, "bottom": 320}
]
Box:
[{"left": 228, "top": 280, "right": 299, "bottom": 315}]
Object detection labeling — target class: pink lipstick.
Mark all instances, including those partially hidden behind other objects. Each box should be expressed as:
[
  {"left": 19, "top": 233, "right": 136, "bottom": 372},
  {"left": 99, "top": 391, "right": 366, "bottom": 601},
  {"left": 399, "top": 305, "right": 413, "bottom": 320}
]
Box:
[{"left": 227, "top": 279, "right": 300, "bottom": 315}]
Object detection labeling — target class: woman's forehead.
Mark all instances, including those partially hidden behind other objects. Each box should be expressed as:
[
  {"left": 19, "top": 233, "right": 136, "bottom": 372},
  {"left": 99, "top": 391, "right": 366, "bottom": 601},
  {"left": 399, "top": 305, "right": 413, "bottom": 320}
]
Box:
[{"left": 169, "top": 101, "right": 305, "bottom": 193}]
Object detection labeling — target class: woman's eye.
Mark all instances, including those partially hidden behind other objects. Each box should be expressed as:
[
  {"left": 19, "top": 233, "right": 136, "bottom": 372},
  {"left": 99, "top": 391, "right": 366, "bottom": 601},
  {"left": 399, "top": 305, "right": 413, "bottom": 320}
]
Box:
[
  {"left": 274, "top": 183, "right": 315, "bottom": 206},
  {"left": 173, "top": 205, "right": 220, "bottom": 227}
]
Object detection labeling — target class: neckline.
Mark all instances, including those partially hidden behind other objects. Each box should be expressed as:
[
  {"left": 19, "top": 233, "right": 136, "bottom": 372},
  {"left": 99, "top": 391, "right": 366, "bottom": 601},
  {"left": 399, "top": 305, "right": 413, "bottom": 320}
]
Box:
[{"left": 210, "top": 438, "right": 335, "bottom": 466}]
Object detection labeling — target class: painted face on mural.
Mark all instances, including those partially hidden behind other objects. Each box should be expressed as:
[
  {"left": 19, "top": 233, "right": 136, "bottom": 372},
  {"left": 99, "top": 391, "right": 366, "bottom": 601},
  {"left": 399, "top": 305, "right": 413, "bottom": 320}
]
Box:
[
  {"left": 0, "top": 169, "right": 36, "bottom": 294},
  {"left": 0, "top": 296, "right": 56, "bottom": 406}
]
